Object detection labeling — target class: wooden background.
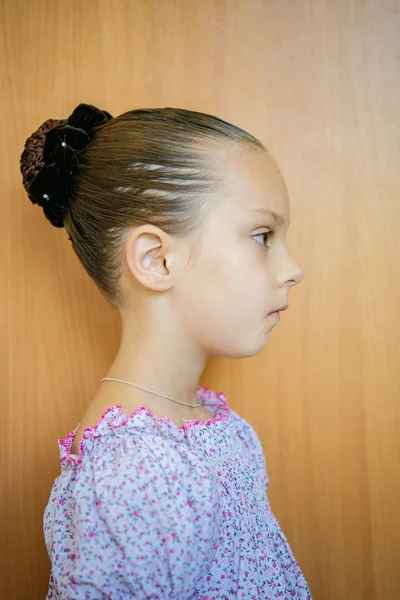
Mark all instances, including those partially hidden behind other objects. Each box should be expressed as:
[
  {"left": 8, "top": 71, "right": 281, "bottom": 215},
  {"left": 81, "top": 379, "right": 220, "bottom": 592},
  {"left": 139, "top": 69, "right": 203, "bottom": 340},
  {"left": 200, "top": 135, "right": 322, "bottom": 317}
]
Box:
[{"left": 1, "top": 0, "right": 399, "bottom": 598}]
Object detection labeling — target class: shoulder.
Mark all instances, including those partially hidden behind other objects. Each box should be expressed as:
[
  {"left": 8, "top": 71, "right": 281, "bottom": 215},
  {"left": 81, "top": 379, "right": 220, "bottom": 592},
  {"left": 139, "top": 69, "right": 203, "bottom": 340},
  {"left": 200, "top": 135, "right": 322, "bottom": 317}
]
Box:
[
  {"left": 47, "top": 435, "right": 222, "bottom": 597},
  {"left": 71, "top": 435, "right": 221, "bottom": 556},
  {"left": 93, "top": 435, "right": 220, "bottom": 512}
]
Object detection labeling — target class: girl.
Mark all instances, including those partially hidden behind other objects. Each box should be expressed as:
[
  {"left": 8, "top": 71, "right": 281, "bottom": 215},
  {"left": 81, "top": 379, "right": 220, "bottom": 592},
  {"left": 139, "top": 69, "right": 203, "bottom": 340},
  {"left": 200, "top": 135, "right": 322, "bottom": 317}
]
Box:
[{"left": 20, "top": 103, "right": 311, "bottom": 599}]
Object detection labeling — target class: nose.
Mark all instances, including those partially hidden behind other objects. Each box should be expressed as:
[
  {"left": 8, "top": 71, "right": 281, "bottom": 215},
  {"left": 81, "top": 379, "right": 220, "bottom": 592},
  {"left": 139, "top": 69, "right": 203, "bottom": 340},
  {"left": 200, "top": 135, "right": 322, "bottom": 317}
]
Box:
[
  {"left": 278, "top": 253, "right": 305, "bottom": 288},
  {"left": 288, "top": 266, "right": 305, "bottom": 287}
]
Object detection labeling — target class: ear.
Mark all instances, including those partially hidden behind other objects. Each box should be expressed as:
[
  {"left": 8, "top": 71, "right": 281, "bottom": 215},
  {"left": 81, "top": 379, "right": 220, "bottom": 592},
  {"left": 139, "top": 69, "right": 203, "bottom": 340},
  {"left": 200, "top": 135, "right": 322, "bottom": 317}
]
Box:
[{"left": 124, "top": 225, "right": 173, "bottom": 292}]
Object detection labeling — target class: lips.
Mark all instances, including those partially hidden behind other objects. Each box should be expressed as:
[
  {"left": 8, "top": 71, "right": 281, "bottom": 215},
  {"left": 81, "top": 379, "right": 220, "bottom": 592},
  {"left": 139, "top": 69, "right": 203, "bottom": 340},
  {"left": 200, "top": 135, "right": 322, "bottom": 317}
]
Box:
[
  {"left": 269, "top": 304, "right": 288, "bottom": 314},
  {"left": 269, "top": 311, "right": 280, "bottom": 321}
]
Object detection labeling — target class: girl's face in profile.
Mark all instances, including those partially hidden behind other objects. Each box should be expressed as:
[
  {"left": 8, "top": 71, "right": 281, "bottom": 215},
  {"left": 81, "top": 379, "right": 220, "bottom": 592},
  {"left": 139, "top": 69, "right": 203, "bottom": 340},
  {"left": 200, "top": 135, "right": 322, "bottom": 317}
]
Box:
[{"left": 173, "top": 145, "right": 305, "bottom": 359}]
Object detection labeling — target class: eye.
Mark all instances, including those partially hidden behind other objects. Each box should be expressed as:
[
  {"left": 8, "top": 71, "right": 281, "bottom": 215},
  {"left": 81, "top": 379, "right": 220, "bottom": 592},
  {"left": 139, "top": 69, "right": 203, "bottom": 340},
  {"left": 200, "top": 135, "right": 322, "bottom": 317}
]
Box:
[{"left": 253, "top": 230, "right": 276, "bottom": 248}]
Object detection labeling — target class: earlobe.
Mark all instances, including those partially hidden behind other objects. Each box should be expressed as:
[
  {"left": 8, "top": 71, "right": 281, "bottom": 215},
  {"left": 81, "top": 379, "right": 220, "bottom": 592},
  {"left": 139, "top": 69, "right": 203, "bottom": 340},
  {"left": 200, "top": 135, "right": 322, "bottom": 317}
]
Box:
[{"left": 125, "top": 225, "right": 172, "bottom": 292}]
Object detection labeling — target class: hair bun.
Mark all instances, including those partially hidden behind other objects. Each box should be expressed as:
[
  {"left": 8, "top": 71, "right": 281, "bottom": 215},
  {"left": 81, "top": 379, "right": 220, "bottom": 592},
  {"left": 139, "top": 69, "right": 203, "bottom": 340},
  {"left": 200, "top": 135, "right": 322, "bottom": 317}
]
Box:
[
  {"left": 42, "top": 124, "right": 90, "bottom": 170},
  {"left": 20, "top": 103, "right": 113, "bottom": 228},
  {"left": 26, "top": 163, "right": 72, "bottom": 228},
  {"left": 67, "top": 103, "right": 113, "bottom": 132}
]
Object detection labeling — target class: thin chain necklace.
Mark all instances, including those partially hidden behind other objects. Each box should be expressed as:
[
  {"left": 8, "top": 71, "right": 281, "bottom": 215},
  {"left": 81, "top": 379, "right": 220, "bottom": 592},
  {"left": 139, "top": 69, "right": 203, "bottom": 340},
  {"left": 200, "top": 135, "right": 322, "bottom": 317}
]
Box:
[{"left": 100, "top": 377, "right": 202, "bottom": 408}]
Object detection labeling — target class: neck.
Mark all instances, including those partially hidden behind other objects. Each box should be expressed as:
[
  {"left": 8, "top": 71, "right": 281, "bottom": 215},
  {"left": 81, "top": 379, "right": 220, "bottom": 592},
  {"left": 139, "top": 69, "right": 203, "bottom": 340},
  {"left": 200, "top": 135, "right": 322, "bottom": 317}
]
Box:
[{"left": 105, "top": 309, "right": 208, "bottom": 406}]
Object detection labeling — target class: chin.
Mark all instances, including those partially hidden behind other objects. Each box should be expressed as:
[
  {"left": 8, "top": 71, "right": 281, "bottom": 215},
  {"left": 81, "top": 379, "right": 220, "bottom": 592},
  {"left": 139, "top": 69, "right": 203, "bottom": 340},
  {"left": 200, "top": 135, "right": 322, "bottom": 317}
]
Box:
[{"left": 221, "top": 334, "right": 270, "bottom": 360}]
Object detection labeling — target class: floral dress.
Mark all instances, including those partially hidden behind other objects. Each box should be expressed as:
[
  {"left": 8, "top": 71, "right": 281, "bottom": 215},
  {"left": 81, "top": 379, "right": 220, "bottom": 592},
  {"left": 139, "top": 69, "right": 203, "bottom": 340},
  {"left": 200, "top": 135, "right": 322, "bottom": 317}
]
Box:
[{"left": 44, "top": 386, "right": 312, "bottom": 599}]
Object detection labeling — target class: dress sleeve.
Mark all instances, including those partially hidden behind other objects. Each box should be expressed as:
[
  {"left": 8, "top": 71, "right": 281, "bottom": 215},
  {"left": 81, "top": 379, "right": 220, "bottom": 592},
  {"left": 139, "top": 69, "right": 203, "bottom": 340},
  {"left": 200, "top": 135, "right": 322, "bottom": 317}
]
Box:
[{"left": 67, "top": 436, "right": 220, "bottom": 599}]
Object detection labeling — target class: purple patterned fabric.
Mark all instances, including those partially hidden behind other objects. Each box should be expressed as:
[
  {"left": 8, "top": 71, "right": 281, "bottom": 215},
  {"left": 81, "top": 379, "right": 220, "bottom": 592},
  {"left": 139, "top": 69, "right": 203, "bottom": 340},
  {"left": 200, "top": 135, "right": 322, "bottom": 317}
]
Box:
[{"left": 44, "top": 386, "right": 311, "bottom": 599}]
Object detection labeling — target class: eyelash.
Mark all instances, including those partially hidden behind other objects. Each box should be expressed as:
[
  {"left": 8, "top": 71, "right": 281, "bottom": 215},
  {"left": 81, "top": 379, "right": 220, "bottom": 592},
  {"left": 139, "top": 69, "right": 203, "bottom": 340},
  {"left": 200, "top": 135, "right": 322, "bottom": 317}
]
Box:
[{"left": 253, "top": 230, "right": 276, "bottom": 249}]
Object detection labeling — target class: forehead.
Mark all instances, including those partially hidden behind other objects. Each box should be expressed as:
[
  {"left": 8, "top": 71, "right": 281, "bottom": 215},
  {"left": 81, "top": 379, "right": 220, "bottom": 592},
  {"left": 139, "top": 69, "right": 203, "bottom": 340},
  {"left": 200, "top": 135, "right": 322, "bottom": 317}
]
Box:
[{"left": 215, "top": 145, "right": 290, "bottom": 223}]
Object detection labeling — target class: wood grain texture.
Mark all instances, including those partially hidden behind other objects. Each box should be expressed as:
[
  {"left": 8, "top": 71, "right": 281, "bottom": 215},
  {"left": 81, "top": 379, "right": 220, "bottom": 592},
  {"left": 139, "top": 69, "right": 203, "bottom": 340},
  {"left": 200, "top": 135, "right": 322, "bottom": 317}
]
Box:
[{"left": 1, "top": 0, "right": 399, "bottom": 598}]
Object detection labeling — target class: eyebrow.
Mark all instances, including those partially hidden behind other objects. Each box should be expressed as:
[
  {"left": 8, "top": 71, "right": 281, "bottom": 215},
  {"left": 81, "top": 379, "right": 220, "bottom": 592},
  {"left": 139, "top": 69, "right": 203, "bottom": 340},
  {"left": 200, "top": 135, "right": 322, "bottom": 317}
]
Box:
[{"left": 245, "top": 208, "right": 285, "bottom": 226}]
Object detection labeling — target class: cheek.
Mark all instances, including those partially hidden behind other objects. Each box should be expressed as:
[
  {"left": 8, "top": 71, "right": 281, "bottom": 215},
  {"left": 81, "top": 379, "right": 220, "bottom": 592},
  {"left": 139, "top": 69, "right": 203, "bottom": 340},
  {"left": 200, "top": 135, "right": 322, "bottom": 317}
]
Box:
[{"left": 177, "top": 249, "right": 272, "bottom": 337}]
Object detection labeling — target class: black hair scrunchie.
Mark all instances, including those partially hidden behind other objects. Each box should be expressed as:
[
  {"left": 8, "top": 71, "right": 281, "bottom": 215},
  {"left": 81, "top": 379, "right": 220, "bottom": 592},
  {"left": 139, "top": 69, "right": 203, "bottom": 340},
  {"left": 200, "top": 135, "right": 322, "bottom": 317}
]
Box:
[{"left": 25, "top": 103, "right": 113, "bottom": 228}]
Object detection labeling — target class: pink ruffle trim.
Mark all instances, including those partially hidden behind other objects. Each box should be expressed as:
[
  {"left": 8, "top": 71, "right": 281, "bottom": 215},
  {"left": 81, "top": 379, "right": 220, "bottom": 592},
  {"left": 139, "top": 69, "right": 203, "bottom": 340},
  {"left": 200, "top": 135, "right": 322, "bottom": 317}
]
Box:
[{"left": 59, "top": 385, "right": 229, "bottom": 465}]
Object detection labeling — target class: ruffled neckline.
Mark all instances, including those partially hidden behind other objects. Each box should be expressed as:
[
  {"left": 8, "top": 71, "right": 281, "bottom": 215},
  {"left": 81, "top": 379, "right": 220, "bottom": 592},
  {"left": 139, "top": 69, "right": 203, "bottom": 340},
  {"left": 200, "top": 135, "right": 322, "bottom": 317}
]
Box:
[{"left": 59, "top": 385, "right": 230, "bottom": 465}]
